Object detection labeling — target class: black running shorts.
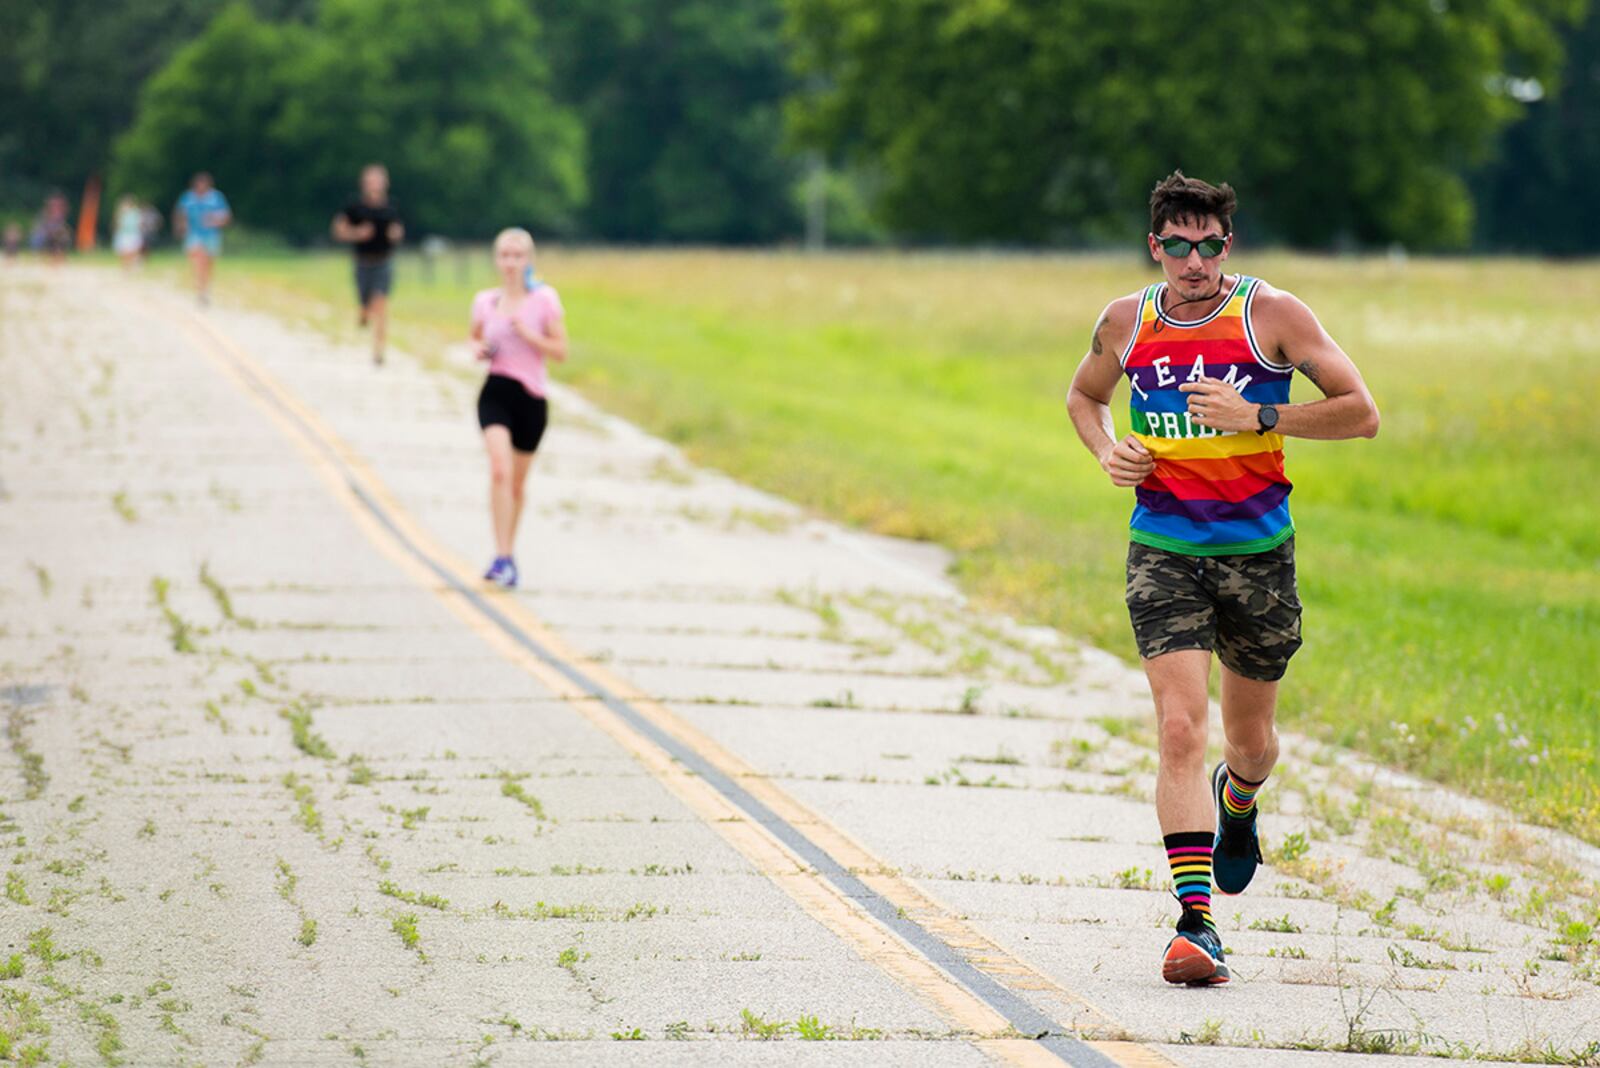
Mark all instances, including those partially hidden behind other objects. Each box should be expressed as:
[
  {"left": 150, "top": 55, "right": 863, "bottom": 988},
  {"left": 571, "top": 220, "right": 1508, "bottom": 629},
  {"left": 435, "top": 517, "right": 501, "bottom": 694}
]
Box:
[{"left": 476, "top": 374, "right": 548, "bottom": 453}]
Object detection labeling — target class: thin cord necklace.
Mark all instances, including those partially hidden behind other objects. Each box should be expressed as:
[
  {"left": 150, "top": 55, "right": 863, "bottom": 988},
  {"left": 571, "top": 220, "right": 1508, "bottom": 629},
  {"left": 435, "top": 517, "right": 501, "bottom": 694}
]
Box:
[{"left": 1153, "top": 276, "right": 1227, "bottom": 333}]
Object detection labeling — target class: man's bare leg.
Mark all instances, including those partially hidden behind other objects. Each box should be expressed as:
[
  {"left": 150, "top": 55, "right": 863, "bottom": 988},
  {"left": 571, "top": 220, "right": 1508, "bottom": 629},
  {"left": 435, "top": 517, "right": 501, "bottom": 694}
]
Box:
[
  {"left": 1146, "top": 647, "right": 1230, "bottom": 983},
  {"left": 1210, "top": 664, "right": 1277, "bottom": 897},
  {"left": 1147, "top": 649, "right": 1214, "bottom": 836},
  {"left": 1219, "top": 667, "right": 1279, "bottom": 784},
  {"left": 369, "top": 293, "right": 388, "bottom": 363}
]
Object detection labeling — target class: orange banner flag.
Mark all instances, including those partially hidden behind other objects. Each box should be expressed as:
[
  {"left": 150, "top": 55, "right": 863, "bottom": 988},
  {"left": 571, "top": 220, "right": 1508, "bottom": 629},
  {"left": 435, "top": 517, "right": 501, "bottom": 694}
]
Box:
[{"left": 77, "top": 176, "right": 101, "bottom": 252}]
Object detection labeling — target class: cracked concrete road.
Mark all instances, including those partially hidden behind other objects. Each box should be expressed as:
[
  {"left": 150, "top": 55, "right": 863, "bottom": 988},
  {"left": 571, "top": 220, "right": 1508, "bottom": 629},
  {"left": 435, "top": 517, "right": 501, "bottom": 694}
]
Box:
[{"left": 2, "top": 265, "right": 1598, "bottom": 1067}]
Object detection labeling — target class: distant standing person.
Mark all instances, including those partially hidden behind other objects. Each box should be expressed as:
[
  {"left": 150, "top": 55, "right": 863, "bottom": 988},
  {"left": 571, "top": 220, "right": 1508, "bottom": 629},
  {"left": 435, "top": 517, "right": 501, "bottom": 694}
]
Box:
[
  {"left": 173, "top": 172, "right": 231, "bottom": 305},
  {"left": 469, "top": 228, "right": 568, "bottom": 589},
  {"left": 113, "top": 195, "right": 145, "bottom": 270},
  {"left": 332, "top": 163, "right": 404, "bottom": 365},
  {"left": 1066, "top": 171, "right": 1380, "bottom": 986},
  {"left": 32, "top": 192, "right": 71, "bottom": 266}
]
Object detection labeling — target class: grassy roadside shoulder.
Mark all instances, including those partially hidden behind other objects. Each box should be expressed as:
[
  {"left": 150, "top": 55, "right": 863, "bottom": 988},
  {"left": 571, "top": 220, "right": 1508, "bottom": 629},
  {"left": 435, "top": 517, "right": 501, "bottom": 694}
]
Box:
[{"left": 153, "top": 247, "right": 1599, "bottom": 845}]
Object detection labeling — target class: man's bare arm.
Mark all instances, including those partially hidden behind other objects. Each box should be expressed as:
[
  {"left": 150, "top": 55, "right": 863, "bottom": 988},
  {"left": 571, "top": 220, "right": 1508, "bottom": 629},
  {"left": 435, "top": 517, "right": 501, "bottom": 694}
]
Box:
[
  {"left": 331, "top": 214, "right": 372, "bottom": 243},
  {"left": 1067, "top": 297, "right": 1154, "bottom": 487},
  {"left": 1263, "top": 291, "right": 1379, "bottom": 439},
  {"left": 1182, "top": 289, "right": 1379, "bottom": 440}
]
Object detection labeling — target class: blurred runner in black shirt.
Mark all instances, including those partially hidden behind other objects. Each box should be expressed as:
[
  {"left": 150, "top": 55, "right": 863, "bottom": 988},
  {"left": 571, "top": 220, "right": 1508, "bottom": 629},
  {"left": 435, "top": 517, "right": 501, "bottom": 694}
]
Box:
[{"left": 332, "top": 164, "right": 404, "bottom": 365}]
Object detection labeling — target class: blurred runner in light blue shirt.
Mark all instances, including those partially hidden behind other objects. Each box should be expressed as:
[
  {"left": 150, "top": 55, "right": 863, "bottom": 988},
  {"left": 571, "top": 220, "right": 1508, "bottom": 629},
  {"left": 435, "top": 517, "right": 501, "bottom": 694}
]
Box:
[{"left": 173, "top": 172, "right": 231, "bottom": 304}]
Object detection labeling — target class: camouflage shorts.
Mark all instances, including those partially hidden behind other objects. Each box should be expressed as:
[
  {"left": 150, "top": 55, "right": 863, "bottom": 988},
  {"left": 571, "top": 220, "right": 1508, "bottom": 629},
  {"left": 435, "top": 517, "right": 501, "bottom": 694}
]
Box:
[{"left": 1125, "top": 538, "right": 1303, "bottom": 681}]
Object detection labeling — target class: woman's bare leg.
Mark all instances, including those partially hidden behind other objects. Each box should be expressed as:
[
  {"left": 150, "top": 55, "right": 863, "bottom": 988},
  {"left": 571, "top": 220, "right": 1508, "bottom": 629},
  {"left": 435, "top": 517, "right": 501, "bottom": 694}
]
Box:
[{"left": 484, "top": 426, "right": 517, "bottom": 557}]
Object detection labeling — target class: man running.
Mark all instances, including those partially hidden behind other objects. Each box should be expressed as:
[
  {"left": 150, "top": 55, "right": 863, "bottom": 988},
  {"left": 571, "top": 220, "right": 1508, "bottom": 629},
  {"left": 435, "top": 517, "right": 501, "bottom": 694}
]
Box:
[
  {"left": 1066, "top": 171, "right": 1380, "bottom": 986},
  {"left": 173, "top": 172, "right": 231, "bottom": 305},
  {"left": 332, "top": 163, "right": 404, "bottom": 365}
]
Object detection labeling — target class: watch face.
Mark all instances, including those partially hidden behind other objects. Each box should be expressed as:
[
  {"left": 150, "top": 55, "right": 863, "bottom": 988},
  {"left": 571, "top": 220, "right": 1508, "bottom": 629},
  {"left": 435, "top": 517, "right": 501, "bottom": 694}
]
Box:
[{"left": 1260, "top": 405, "right": 1278, "bottom": 430}]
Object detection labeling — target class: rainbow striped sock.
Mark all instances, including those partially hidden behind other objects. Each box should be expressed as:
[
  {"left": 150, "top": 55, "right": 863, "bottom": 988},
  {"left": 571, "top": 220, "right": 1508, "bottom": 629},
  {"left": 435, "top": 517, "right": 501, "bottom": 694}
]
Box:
[
  {"left": 1222, "top": 765, "right": 1265, "bottom": 820},
  {"left": 1165, "top": 831, "right": 1215, "bottom": 932}
]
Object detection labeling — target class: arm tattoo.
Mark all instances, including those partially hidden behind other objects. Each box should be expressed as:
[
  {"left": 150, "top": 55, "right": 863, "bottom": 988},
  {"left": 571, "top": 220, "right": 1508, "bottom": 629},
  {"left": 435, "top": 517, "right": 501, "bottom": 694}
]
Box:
[
  {"left": 1297, "top": 358, "right": 1322, "bottom": 386},
  {"left": 1090, "top": 312, "right": 1108, "bottom": 357}
]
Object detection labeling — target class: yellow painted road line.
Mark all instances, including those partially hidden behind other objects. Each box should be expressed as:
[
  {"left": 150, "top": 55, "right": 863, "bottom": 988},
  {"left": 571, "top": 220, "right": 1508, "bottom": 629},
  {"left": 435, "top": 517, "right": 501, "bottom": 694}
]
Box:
[{"left": 135, "top": 287, "right": 1175, "bottom": 1068}]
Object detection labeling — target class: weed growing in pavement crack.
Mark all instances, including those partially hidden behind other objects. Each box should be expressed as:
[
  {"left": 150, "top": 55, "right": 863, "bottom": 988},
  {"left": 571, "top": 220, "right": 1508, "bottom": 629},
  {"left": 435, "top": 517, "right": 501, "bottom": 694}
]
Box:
[
  {"left": 346, "top": 756, "right": 374, "bottom": 785},
  {"left": 150, "top": 577, "right": 198, "bottom": 653},
  {"left": 1388, "top": 945, "right": 1455, "bottom": 971},
  {"left": 282, "top": 774, "right": 323, "bottom": 835},
  {"left": 26, "top": 929, "right": 66, "bottom": 968},
  {"left": 499, "top": 774, "right": 548, "bottom": 819},
  {"left": 378, "top": 805, "right": 429, "bottom": 831},
  {"left": 281, "top": 700, "right": 335, "bottom": 760},
  {"left": 960, "top": 748, "right": 1021, "bottom": 766},
  {"left": 78, "top": 998, "right": 124, "bottom": 1064},
  {"left": 1178, "top": 1019, "right": 1224, "bottom": 1045},
  {"left": 274, "top": 860, "right": 297, "bottom": 901},
  {"left": 739, "top": 1009, "right": 790, "bottom": 1040},
  {"left": 5, "top": 708, "right": 47, "bottom": 798},
  {"left": 1271, "top": 831, "right": 1311, "bottom": 864},
  {"left": 4, "top": 872, "right": 29, "bottom": 905},
  {"left": 203, "top": 699, "right": 233, "bottom": 733},
  {"left": 26, "top": 562, "right": 51, "bottom": 598},
  {"left": 775, "top": 588, "right": 846, "bottom": 642},
  {"left": 378, "top": 881, "right": 448, "bottom": 911},
  {"left": 391, "top": 914, "right": 423, "bottom": 958},
  {"left": 199, "top": 563, "right": 256, "bottom": 628}
]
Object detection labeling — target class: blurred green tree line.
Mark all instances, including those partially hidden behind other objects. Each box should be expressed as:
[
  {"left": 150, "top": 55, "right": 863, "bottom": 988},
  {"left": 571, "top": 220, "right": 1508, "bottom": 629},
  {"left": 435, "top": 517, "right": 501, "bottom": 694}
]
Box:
[{"left": 0, "top": 0, "right": 1592, "bottom": 248}]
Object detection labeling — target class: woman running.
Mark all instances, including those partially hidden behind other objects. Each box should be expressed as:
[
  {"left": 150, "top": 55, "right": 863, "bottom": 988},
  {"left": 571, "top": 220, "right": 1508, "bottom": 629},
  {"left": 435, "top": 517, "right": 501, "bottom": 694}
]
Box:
[{"left": 469, "top": 228, "right": 568, "bottom": 589}]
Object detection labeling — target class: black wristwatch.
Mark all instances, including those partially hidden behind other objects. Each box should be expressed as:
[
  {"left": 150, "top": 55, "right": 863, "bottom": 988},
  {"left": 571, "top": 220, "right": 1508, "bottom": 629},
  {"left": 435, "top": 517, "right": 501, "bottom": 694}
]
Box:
[{"left": 1256, "top": 404, "right": 1279, "bottom": 435}]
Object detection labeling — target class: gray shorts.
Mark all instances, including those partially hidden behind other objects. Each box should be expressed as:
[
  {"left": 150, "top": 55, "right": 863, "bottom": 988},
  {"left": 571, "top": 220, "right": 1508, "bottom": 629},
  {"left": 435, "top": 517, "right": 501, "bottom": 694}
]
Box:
[{"left": 355, "top": 259, "right": 394, "bottom": 305}]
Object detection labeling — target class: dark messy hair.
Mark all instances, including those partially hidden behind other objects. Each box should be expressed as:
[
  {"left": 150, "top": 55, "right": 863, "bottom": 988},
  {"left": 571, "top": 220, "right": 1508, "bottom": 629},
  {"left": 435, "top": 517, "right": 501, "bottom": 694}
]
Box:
[{"left": 1149, "top": 170, "right": 1237, "bottom": 236}]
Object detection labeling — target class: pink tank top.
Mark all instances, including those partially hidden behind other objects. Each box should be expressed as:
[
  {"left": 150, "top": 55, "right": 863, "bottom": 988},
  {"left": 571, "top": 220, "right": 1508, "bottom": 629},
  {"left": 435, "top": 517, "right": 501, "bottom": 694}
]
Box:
[{"left": 471, "top": 285, "right": 563, "bottom": 398}]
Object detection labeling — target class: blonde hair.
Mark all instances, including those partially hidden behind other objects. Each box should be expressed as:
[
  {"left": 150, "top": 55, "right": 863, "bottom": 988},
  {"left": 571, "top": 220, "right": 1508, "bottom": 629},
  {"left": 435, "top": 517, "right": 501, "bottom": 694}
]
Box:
[{"left": 493, "top": 227, "right": 535, "bottom": 255}]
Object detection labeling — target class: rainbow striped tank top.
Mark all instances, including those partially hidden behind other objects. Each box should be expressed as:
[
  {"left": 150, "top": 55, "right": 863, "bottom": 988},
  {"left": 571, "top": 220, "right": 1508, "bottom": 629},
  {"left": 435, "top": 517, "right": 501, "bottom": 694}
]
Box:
[{"left": 1119, "top": 275, "right": 1295, "bottom": 556}]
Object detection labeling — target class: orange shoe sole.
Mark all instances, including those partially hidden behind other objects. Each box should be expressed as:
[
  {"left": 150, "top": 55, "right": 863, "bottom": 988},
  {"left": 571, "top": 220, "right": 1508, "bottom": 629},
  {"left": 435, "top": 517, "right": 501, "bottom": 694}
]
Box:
[{"left": 1163, "top": 935, "right": 1229, "bottom": 985}]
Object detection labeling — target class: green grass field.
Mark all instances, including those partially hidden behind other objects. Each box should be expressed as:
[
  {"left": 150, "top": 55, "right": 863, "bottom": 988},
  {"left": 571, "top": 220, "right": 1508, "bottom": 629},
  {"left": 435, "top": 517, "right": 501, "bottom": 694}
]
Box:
[{"left": 185, "top": 247, "right": 1598, "bottom": 843}]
